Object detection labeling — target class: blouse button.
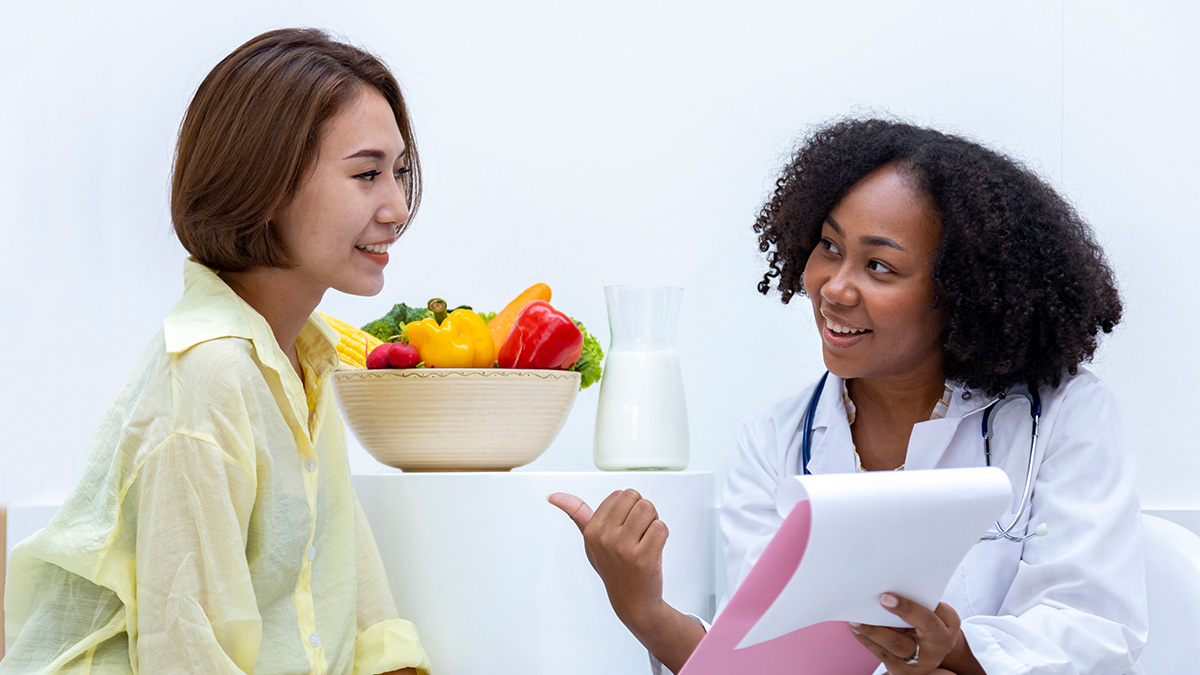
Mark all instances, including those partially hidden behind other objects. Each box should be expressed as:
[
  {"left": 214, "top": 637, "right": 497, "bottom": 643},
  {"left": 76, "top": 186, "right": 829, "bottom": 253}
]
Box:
[
  {"left": 307, "top": 546, "right": 316, "bottom": 561},
  {"left": 305, "top": 459, "right": 317, "bottom": 472},
  {"left": 309, "top": 633, "right": 321, "bottom": 647}
]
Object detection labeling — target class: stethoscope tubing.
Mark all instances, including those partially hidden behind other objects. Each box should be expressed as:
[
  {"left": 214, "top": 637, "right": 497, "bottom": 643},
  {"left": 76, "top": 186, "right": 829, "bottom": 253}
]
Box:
[
  {"left": 799, "top": 371, "right": 1043, "bottom": 543},
  {"left": 980, "top": 392, "right": 1042, "bottom": 541}
]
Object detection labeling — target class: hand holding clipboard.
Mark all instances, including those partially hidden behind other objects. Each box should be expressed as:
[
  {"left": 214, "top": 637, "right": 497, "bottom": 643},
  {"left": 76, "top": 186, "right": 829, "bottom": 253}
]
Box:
[{"left": 680, "top": 468, "right": 1011, "bottom": 675}]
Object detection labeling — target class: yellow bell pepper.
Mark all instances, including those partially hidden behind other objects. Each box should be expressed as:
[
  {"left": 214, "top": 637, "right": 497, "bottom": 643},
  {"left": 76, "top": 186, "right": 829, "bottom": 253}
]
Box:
[{"left": 406, "top": 308, "right": 496, "bottom": 368}]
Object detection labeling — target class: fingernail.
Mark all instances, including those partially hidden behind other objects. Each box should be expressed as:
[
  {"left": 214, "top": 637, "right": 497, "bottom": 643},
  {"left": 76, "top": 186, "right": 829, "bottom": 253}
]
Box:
[
  {"left": 880, "top": 593, "right": 899, "bottom": 608},
  {"left": 847, "top": 621, "right": 861, "bottom": 628}
]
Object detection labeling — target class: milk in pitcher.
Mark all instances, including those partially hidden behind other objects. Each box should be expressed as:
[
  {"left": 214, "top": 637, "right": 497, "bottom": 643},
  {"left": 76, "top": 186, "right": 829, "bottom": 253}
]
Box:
[
  {"left": 593, "top": 349, "right": 689, "bottom": 470},
  {"left": 593, "top": 285, "right": 690, "bottom": 471}
]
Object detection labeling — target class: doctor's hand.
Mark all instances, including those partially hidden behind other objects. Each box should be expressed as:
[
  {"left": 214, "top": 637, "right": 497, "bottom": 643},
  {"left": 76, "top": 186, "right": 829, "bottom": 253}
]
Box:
[
  {"left": 547, "top": 490, "right": 669, "bottom": 627},
  {"left": 548, "top": 490, "right": 708, "bottom": 673},
  {"left": 848, "top": 594, "right": 984, "bottom": 675}
]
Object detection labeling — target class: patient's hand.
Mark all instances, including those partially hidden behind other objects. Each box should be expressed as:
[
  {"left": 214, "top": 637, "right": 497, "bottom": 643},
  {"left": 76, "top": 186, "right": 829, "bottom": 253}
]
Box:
[{"left": 548, "top": 490, "right": 669, "bottom": 627}]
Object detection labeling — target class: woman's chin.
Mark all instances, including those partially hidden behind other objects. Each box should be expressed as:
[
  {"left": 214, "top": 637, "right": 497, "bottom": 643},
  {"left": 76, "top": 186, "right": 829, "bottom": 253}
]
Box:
[
  {"left": 821, "top": 352, "right": 863, "bottom": 381},
  {"left": 335, "top": 276, "right": 386, "bottom": 297}
]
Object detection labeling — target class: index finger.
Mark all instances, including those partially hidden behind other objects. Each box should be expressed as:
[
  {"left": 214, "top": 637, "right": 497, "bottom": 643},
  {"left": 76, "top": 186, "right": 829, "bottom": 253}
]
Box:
[{"left": 547, "top": 492, "right": 594, "bottom": 532}]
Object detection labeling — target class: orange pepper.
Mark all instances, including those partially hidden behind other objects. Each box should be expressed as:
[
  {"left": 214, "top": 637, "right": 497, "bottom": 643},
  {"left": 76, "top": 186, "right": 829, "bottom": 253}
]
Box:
[{"left": 488, "top": 283, "right": 552, "bottom": 351}]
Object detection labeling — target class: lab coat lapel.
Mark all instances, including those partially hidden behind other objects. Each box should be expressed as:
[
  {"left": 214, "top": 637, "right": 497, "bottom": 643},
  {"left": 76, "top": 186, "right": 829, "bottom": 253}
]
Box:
[
  {"left": 804, "top": 374, "right": 858, "bottom": 475},
  {"left": 904, "top": 418, "right": 962, "bottom": 470},
  {"left": 905, "top": 388, "right": 999, "bottom": 470}
]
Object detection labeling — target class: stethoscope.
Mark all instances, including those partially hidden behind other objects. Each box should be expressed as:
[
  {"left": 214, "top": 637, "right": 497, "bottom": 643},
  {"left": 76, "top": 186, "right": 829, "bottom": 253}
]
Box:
[{"left": 800, "top": 371, "right": 1049, "bottom": 542}]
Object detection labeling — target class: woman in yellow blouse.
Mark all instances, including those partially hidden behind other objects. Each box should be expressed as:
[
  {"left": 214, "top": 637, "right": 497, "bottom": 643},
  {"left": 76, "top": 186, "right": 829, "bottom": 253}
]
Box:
[{"left": 2, "top": 28, "right": 430, "bottom": 674}]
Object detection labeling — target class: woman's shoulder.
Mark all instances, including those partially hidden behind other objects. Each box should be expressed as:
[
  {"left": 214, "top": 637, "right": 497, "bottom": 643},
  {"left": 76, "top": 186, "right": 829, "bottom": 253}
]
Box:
[
  {"left": 93, "top": 333, "right": 266, "bottom": 453},
  {"left": 168, "top": 335, "right": 273, "bottom": 400},
  {"left": 28, "top": 334, "right": 257, "bottom": 562},
  {"left": 93, "top": 332, "right": 274, "bottom": 463},
  {"left": 168, "top": 336, "right": 282, "bottom": 435},
  {"left": 1034, "top": 367, "right": 1131, "bottom": 461},
  {"left": 172, "top": 334, "right": 259, "bottom": 372},
  {"left": 1038, "top": 366, "right": 1115, "bottom": 408}
]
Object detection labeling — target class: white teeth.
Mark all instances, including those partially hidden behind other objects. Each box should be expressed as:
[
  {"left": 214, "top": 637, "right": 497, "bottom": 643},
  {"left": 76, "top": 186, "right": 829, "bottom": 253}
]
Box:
[
  {"left": 826, "top": 320, "right": 868, "bottom": 335},
  {"left": 356, "top": 243, "right": 390, "bottom": 254}
]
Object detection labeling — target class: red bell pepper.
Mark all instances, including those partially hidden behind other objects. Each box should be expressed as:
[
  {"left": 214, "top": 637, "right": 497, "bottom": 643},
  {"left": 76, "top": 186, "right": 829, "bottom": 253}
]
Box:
[{"left": 497, "top": 300, "right": 584, "bottom": 369}]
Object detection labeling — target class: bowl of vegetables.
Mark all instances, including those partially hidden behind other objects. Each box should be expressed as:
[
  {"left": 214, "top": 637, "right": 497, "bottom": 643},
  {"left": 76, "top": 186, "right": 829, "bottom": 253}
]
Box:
[{"left": 323, "top": 285, "right": 603, "bottom": 472}]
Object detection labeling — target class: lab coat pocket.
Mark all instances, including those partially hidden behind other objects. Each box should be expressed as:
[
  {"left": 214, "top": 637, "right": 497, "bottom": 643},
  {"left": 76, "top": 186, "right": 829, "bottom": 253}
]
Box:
[{"left": 957, "top": 533, "right": 1022, "bottom": 617}]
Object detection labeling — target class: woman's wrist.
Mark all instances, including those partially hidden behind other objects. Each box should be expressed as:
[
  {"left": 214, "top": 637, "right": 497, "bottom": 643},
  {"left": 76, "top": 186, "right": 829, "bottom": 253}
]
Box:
[
  {"left": 620, "top": 599, "right": 706, "bottom": 674},
  {"left": 939, "top": 628, "right": 985, "bottom": 675},
  {"left": 614, "top": 594, "right": 670, "bottom": 632}
]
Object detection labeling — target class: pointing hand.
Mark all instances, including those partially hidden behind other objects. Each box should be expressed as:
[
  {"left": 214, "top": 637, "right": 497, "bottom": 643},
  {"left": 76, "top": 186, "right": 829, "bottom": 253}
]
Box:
[{"left": 548, "top": 489, "right": 669, "bottom": 626}]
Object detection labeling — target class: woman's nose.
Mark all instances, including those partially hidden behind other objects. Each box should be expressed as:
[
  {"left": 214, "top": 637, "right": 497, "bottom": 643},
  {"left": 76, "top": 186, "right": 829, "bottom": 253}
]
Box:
[
  {"left": 378, "top": 178, "right": 411, "bottom": 230},
  {"left": 820, "top": 266, "right": 859, "bottom": 306}
]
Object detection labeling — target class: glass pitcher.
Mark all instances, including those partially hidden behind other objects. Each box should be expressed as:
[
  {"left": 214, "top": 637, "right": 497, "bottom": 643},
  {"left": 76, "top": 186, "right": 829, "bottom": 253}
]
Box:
[{"left": 593, "top": 285, "right": 689, "bottom": 470}]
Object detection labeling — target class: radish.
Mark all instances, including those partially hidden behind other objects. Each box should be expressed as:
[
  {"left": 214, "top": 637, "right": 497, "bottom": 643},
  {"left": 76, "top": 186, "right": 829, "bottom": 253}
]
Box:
[
  {"left": 387, "top": 342, "right": 421, "bottom": 368},
  {"left": 366, "top": 344, "right": 391, "bottom": 369}
]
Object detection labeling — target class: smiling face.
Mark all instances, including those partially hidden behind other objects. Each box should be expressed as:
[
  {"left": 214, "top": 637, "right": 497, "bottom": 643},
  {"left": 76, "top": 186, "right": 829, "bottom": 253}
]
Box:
[
  {"left": 802, "top": 164, "right": 944, "bottom": 383},
  {"left": 270, "top": 85, "right": 410, "bottom": 298}
]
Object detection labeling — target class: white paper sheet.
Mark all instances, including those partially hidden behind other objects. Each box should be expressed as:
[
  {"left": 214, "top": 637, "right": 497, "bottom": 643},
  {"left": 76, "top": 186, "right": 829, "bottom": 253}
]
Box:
[{"left": 736, "top": 467, "right": 1011, "bottom": 649}]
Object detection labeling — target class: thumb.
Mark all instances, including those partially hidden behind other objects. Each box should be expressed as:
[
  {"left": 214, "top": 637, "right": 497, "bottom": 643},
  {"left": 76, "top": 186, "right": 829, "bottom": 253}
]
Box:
[{"left": 547, "top": 492, "right": 594, "bottom": 531}]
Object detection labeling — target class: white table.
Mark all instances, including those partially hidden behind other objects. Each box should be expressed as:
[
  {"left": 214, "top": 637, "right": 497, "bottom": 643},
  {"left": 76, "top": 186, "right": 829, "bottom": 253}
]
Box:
[{"left": 353, "top": 471, "right": 716, "bottom": 675}]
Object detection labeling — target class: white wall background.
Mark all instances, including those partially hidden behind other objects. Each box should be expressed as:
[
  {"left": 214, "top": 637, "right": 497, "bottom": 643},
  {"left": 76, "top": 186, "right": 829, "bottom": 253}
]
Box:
[{"left": 1, "top": 1, "right": 1197, "bottom": 510}]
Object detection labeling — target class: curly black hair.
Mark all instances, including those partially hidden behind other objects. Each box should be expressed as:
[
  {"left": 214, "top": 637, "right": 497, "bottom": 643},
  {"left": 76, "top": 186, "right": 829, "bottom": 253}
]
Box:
[{"left": 754, "top": 118, "right": 1122, "bottom": 396}]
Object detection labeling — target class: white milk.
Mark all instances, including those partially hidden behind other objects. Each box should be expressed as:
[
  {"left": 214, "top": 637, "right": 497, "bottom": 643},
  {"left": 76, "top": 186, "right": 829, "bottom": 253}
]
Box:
[{"left": 593, "top": 349, "right": 689, "bottom": 470}]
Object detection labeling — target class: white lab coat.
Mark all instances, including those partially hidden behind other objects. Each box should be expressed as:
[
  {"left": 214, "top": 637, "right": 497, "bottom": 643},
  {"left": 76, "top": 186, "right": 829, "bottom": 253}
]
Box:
[{"left": 656, "top": 368, "right": 1148, "bottom": 675}]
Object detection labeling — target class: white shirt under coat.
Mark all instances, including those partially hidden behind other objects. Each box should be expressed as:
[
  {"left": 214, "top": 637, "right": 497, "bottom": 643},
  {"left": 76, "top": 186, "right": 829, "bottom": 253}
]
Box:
[{"left": 655, "top": 369, "right": 1148, "bottom": 675}]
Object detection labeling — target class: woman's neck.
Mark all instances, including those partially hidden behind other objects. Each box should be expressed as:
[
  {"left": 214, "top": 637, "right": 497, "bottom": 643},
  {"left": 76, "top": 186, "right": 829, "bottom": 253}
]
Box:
[
  {"left": 845, "top": 368, "right": 946, "bottom": 471},
  {"left": 221, "top": 267, "right": 325, "bottom": 378},
  {"left": 846, "top": 368, "right": 947, "bottom": 426}
]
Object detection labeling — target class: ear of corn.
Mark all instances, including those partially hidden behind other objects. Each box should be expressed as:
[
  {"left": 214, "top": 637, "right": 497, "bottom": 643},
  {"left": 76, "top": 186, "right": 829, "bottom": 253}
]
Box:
[{"left": 318, "top": 312, "right": 385, "bottom": 369}]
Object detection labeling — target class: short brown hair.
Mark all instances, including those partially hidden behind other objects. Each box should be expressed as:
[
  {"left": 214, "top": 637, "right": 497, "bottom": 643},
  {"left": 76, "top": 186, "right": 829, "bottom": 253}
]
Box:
[{"left": 171, "top": 28, "right": 421, "bottom": 271}]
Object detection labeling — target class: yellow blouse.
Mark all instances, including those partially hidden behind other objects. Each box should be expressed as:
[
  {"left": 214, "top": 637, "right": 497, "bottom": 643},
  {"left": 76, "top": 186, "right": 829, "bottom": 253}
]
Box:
[{"left": 2, "top": 259, "right": 431, "bottom": 674}]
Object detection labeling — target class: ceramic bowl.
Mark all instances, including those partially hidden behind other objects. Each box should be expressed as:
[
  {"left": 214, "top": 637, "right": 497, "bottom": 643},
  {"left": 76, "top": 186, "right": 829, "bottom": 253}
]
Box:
[{"left": 331, "top": 368, "right": 580, "bottom": 471}]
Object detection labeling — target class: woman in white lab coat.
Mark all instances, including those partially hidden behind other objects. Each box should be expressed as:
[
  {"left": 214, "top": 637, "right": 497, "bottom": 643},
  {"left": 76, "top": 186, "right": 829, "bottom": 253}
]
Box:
[{"left": 550, "top": 118, "right": 1147, "bottom": 674}]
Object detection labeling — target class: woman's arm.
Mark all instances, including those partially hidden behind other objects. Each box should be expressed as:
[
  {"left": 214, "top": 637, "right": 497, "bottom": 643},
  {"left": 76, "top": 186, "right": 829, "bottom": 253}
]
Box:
[
  {"left": 955, "top": 376, "right": 1146, "bottom": 671},
  {"left": 549, "top": 490, "right": 707, "bottom": 673},
  {"left": 134, "top": 433, "right": 262, "bottom": 673}
]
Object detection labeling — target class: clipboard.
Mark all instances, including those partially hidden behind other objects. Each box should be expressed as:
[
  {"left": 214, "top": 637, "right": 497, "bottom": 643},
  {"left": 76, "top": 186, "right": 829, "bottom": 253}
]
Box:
[{"left": 679, "top": 468, "right": 1012, "bottom": 675}]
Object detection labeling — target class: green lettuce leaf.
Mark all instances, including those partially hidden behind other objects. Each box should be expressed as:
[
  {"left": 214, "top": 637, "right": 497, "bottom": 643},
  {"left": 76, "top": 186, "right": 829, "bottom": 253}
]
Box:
[{"left": 571, "top": 319, "right": 605, "bottom": 390}]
